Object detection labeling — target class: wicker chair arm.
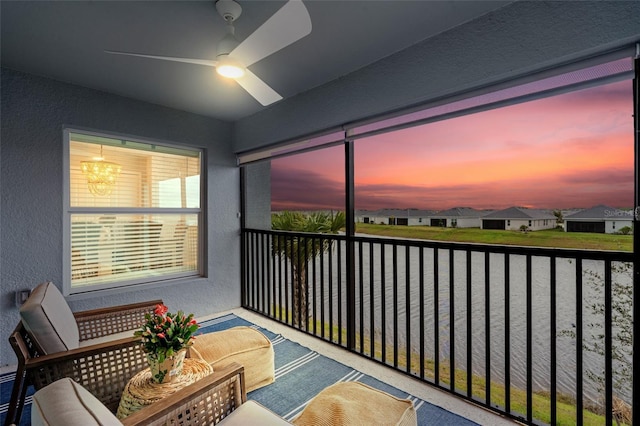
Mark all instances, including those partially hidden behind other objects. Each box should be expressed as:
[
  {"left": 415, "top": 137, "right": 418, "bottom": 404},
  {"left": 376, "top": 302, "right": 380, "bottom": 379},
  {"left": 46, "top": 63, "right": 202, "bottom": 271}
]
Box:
[
  {"left": 74, "top": 299, "right": 163, "bottom": 341},
  {"left": 120, "top": 362, "right": 247, "bottom": 426},
  {"left": 26, "top": 337, "right": 147, "bottom": 413}
]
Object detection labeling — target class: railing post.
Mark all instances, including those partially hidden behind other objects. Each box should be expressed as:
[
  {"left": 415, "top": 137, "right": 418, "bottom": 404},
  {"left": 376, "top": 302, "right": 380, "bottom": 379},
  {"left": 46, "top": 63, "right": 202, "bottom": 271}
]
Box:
[
  {"left": 345, "top": 139, "right": 356, "bottom": 350},
  {"left": 632, "top": 47, "right": 639, "bottom": 426},
  {"left": 240, "top": 166, "right": 247, "bottom": 307}
]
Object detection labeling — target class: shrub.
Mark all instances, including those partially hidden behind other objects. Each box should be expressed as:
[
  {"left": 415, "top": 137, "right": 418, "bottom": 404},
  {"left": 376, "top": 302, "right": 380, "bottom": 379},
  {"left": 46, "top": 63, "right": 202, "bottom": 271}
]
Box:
[{"left": 617, "top": 226, "right": 632, "bottom": 235}]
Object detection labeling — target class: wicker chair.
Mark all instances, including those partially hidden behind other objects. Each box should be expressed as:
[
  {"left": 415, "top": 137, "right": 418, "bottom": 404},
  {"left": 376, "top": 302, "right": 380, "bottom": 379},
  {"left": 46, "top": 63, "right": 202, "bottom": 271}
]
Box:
[
  {"left": 119, "top": 363, "right": 250, "bottom": 426},
  {"left": 31, "top": 363, "right": 290, "bottom": 425},
  {"left": 5, "top": 281, "right": 161, "bottom": 426},
  {"left": 29, "top": 363, "right": 245, "bottom": 426}
]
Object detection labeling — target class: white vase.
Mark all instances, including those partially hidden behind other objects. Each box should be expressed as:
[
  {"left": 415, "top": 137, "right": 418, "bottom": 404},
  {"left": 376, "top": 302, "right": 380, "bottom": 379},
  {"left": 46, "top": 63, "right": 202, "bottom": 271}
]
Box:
[{"left": 147, "top": 349, "right": 187, "bottom": 383}]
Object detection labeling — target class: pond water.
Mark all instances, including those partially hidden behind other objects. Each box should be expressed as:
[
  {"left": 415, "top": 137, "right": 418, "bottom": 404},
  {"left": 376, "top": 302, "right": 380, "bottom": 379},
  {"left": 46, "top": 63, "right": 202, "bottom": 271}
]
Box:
[{"left": 298, "top": 241, "right": 633, "bottom": 406}]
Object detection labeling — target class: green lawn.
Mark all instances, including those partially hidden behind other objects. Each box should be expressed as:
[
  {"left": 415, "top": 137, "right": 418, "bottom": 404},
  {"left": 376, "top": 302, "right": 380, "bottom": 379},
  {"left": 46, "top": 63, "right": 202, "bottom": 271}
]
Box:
[{"left": 355, "top": 224, "right": 632, "bottom": 252}]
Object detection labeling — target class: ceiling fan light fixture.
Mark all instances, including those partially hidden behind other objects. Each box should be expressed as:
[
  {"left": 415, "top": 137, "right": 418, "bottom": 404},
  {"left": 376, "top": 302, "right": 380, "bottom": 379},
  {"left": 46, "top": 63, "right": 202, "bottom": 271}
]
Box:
[{"left": 216, "top": 55, "right": 245, "bottom": 78}]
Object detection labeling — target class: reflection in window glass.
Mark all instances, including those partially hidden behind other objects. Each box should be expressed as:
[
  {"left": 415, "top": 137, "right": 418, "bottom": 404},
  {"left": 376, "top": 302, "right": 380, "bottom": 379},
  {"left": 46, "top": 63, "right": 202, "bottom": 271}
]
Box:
[{"left": 159, "top": 178, "right": 181, "bottom": 208}]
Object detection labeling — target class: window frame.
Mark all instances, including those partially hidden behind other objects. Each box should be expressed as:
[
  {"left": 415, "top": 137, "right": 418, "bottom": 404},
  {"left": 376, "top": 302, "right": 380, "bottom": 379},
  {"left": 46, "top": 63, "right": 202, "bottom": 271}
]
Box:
[{"left": 63, "top": 127, "right": 206, "bottom": 296}]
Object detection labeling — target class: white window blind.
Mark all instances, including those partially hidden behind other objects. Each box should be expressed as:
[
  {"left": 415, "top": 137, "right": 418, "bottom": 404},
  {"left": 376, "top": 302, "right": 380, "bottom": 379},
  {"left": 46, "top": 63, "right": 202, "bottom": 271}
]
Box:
[{"left": 65, "top": 130, "right": 202, "bottom": 294}]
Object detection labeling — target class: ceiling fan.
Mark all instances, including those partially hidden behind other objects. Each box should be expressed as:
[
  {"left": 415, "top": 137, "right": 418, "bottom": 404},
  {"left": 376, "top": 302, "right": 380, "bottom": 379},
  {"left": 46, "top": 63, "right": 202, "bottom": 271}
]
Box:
[{"left": 105, "top": 0, "right": 312, "bottom": 106}]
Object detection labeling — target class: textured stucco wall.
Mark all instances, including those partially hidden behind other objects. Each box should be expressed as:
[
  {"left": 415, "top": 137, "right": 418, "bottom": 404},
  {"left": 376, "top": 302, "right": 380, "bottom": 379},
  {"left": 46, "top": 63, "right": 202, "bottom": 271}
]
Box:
[
  {"left": 243, "top": 162, "right": 272, "bottom": 230},
  {"left": 233, "top": 1, "right": 640, "bottom": 152},
  {"left": 0, "top": 69, "right": 239, "bottom": 366}
]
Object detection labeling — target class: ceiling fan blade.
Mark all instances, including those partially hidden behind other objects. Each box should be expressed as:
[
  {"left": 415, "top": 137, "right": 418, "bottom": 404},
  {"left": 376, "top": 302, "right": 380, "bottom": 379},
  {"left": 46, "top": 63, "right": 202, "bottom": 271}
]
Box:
[
  {"left": 236, "top": 69, "right": 283, "bottom": 106},
  {"left": 105, "top": 50, "right": 218, "bottom": 67},
  {"left": 230, "top": 0, "right": 312, "bottom": 67}
]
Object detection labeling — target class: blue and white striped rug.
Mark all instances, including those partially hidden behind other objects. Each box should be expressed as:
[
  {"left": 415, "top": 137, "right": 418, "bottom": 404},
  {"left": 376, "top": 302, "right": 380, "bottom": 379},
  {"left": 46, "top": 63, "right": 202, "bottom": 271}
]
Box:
[{"left": 1, "top": 313, "right": 477, "bottom": 425}]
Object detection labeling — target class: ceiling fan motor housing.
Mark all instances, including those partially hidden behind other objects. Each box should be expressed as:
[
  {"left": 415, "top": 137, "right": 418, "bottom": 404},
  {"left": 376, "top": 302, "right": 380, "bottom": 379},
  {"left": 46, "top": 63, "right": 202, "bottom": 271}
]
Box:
[
  {"left": 216, "top": 0, "right": 242, "bottom": 22},
  {"left": 217, "top": 25, "right": 239, "bottom": 56}
]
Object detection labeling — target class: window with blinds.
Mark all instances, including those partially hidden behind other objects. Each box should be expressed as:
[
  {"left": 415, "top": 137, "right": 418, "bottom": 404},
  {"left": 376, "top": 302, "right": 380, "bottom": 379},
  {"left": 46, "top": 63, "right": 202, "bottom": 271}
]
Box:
[{"left": 64, "top": 130, "right": 203, "bottom": 294}]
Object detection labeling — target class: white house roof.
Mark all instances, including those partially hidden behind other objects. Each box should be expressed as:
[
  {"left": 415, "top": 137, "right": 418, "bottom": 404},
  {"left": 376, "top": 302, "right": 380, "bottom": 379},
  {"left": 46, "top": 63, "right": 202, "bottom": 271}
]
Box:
[
  {"left": 564, "top": 205, "right": 632, "bottom": 221},
  {"left": 431, "top": 207, "right": 486, "bottom": 218},
  {"left": 356, "top": 209, "right": 435, "bottom": 218},
  {"left": 482, "top": 206, "right": 555, "bottom": 220}
]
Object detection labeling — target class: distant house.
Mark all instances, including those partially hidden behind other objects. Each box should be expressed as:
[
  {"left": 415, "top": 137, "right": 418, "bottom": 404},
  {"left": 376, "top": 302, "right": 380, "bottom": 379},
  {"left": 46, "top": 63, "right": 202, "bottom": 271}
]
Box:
[
  {"left": 404, "top": 209, "right": 437, "bottom": 226},
  {"left": 356, "top": 209, "right": 434, "bottom": 226},
  {"left": 355, "top": 210, "right": 375, "bottom": 224},
  {"left": 428, "top": 207, "right": 487, "bottom": 228},
  {"left": 481, "top": 207, "right": 556, "bottom": 231},
  {"left": 564, "top": 204, "right": 633, "bottom": 234}
]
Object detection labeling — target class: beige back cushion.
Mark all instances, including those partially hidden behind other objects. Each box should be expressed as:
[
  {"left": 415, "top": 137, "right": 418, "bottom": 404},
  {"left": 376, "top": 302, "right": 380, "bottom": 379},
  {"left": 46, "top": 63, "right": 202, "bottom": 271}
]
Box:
[
  {"left": 31, "top": 378, "right": 121, "bottom": 426},
  {"left": 20, "top": 281, "right": 80, "bottom": 353}
]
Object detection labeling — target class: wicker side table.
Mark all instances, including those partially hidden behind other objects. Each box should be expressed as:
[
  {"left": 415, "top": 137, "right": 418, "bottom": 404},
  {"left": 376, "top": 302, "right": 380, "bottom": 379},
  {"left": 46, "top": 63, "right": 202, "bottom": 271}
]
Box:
[{"left": 116, "top": 357, "right": 213, "bottom": 419}]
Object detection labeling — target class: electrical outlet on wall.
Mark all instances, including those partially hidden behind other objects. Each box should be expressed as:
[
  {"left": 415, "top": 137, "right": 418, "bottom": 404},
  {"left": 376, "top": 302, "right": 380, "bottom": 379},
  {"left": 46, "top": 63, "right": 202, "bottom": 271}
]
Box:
[{"left": 15, "top": 289, "right": 31, "bottom": 307}]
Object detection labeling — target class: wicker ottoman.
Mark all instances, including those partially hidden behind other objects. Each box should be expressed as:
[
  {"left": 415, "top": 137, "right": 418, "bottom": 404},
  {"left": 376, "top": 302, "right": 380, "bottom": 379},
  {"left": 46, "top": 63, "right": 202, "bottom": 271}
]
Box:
[
  {"left": 190, "top": 326, "right": 274, "bottom": 392},
  {"left": 292, "top": 381, "right": 417, "bottom": 426}
]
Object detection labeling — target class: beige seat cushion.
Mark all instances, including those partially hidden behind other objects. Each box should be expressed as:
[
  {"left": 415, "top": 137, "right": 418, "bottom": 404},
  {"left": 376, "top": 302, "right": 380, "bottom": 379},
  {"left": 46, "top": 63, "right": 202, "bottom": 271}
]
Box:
[
  {"left": 31, "top": 378, "right": 121, "bottom": 426},
  {"left": 292, "top": 381, "right": 417, "bottom": 426},
  {"left": 20, "top": 281, "right": 80, "bottom": 353},
  {"left": 222, "top": 400, "right": 291, "bottom": 426},
  {"left": 190, "top": 326, "right": 274, "bottom": 392}
]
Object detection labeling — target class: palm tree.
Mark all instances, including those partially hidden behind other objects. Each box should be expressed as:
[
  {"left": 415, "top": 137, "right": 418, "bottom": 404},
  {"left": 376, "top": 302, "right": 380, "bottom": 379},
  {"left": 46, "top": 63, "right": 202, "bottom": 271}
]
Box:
[{"left": 271, "top": 211, "right": 346, "bottom": 327}]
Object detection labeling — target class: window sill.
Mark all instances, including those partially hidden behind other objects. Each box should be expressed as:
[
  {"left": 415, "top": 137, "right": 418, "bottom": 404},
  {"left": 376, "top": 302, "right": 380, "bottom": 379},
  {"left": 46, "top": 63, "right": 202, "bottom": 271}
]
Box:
[{"left": 65, "top": 275, "right": 209, "bottom": 302}]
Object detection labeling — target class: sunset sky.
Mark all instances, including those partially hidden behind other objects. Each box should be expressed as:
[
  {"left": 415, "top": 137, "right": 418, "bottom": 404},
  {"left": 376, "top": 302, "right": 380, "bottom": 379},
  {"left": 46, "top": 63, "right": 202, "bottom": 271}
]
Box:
[{"left": 271, "top": 79, "right": 633, "bottom": 211}]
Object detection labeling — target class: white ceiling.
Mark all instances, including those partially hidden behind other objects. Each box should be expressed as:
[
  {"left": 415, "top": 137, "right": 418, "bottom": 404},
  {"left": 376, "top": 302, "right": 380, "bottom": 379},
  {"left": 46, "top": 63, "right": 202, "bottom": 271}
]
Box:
[{"left": 1, "top": 1, "right": 512, "bottom": 122}]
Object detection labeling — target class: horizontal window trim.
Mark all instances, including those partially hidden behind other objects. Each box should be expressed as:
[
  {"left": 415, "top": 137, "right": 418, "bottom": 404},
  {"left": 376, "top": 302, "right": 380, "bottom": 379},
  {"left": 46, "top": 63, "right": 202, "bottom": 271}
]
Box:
[
  {"left": 66, "top": 127, "right": 204, "bottom": 157},
  {"left": 70, "top": 270, "right": 201, "bottom": 293},
  {"left": 70, "top": 134, "right": 201, "bottom": 158},
  {"left": 68, "top": 207, "right": 202, "bottom": 214},
  {"left": 65, "top": 275, "right": 208, "bottom": 301}
]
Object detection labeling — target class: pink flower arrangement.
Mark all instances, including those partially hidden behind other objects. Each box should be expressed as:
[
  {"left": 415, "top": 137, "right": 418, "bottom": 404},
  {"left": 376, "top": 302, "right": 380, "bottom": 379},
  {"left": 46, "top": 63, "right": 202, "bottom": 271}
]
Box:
[{"left": 134, "top": 303, "right": 199, "bottom": 362}]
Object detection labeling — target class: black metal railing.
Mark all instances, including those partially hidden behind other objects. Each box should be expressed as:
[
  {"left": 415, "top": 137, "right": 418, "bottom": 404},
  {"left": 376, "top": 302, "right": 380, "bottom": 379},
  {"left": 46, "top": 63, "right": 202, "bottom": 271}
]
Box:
[{"left": 241, "top": 228, "right": 633, "bottom": 425}]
